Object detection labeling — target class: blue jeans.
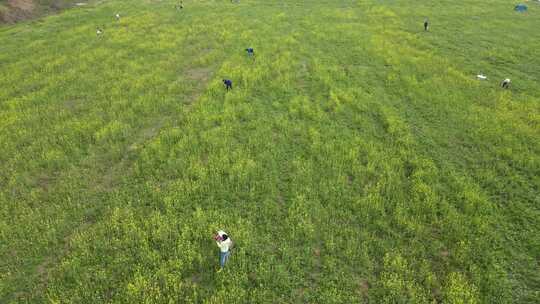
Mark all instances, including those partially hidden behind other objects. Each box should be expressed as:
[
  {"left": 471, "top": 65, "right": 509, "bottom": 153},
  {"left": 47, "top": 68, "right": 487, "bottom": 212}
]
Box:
[{"left": 219, "top": 251, "right": 230, "bottom": 268}]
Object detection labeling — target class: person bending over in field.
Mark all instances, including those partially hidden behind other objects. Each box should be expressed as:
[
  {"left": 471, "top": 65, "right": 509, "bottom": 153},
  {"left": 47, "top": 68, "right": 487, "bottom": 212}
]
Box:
[
  {"left": 223, "top": 79, "right": 233, "bottom": 91},
  {"left": 501, "top": 78, "right": 511, "bottom": 89},
  {"left": 214, "top": 230, "right": 233, "bottom": 271},
  {"left": 246, "top": 47, "right": 254, "bottom": 57}
]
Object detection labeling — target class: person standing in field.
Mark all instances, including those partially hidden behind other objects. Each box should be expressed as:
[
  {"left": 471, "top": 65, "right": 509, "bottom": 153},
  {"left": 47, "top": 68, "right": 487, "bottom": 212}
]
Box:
[
  {"left": 214, "top": 230, "right": 233, "bottom": 271},
  {"left": 223, "top": 79, "right": 233, "bottom": 91},
  {"left": 424, "top": 19, "right": 429, "bottom": 31}
]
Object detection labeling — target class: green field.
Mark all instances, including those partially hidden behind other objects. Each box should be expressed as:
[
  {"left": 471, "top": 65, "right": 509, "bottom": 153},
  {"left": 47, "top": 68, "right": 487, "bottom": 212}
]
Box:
[{"left": 1, "top": 0, "right": 539, "bottom": 302}]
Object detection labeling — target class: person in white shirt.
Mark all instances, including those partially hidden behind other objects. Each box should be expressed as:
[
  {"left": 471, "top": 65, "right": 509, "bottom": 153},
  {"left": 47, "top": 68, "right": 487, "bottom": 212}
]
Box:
[
  {"left": 501, "top": 78, "right": 511, "bottom": 89},
  {"left": 214, "top": 230, "right": 232, "bottom": 269}
]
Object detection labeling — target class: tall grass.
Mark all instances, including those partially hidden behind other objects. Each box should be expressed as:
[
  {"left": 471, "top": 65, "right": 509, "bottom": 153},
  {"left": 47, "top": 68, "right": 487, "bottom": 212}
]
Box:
[{"left": 1, "top": 0, "right": 539, "bottom": 303}]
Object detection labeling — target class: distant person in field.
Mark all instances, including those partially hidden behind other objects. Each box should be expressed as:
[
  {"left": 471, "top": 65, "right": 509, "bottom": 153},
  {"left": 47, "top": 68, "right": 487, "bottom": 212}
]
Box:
[
  {"left": 176, "top": 1, "right": 183, "bottom": 10},
  {"left": 115, "top": 13, "right": 120, "bottom": 21},
  {"left": 214, "top": 230, "right": 233, "bottom": 270},
  {"left": 96, "top": 27, "right": 103, "bottom": 36},
  {"left": 246, "top": 47, "right": 254, "bottom": 57},
  {"left": 424, "top": 19, "right": 429, "bottom": 31},
  {"left": 501, "top": 78, "right": 511, "bottom": 89},
  {"left": 223, "top": 79, "right": 233, "bottom": 91}
]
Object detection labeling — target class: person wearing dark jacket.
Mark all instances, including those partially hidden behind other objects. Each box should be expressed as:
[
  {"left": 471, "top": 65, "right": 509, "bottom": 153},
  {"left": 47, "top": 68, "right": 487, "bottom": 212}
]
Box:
[{"left": 223, "top": 79, "right": 233, "bottom": 91}]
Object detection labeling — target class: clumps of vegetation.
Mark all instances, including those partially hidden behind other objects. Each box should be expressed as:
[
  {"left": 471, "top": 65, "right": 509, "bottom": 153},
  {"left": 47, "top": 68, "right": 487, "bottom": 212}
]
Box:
[{"left": 1, "top": 0, "right": 539, "bottom": 303}]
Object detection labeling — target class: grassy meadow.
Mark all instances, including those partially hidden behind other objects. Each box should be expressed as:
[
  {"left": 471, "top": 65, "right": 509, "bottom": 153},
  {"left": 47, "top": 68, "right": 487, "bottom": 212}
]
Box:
[{"left": 1, "top": 0, "right": 539, "bottom": 302}]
